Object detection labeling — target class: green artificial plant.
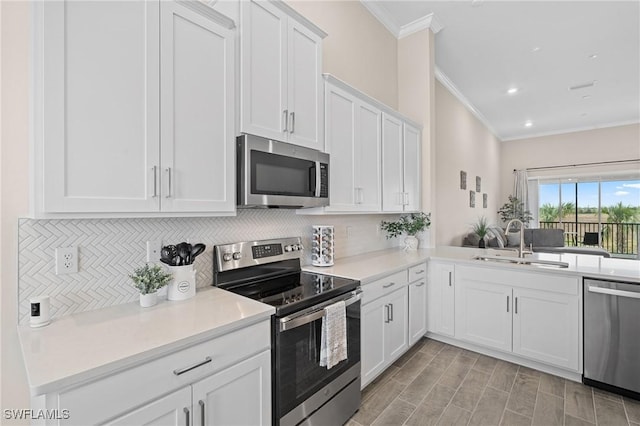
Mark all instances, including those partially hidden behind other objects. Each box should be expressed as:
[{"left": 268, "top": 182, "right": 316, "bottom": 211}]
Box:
[
  {"left": 380, "top": 212, "right": 431, "bottom": 239},
  {"left": 129, "top": 264, "right": 173, "bottom": 295},
  {"left": 497, "top": 195, "right": 533, "bottom": 226},
  {"left": 472, "top": 216, "right": 490, "bottom": 240}
]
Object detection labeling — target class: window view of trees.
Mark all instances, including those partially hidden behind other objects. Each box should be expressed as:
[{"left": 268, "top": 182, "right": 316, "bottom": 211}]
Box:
[{"left": 537, "top": 178, "right": 640, "bottom": 258}]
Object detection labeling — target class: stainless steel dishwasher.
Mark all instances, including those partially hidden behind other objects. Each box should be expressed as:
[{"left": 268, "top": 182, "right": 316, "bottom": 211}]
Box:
[{"left": 584, "top": 277, "right": 640, "bottom": 398}]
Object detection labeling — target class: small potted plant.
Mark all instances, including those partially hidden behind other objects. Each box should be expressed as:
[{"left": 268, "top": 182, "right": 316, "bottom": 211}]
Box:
[
  {"left": 472, "top": 216, "right": 490, "bottom": 248},
  {"left": 381, "top": 212, "right": 431, "bottom": 250},
  {"left": 129, "top": 264, "right": 173, "bottom": 307}
]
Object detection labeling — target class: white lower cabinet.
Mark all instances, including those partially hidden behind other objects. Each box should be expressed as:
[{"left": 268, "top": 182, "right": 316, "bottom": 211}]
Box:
[
  {"left": 427, "top": 261, "right": 455, "bottom": 337},
  {"left": 37, "top": 320, "right": 271, "bottom": 426},
  {"left": 454, "top": 265, "right": 580, "bottom": 371},
  {"left": 361, "top": 263, "right": 428, "bottom": 388}
]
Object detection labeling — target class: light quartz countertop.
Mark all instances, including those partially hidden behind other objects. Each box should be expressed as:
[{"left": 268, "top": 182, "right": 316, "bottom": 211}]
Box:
[
  {"left": 302, "top": 246, "right": 640, "bottom": 284},
  {"left": 18, "top": 287, "right": 274, "bottom": 396}
]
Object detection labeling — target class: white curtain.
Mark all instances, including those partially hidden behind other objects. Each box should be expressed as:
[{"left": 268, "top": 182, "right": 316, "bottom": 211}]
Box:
[{"left": 513, "top": 169, "right": 531, "bottom": 222}]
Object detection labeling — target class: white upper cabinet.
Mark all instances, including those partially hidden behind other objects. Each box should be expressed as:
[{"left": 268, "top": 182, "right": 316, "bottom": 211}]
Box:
[
  {"left": 324, "top": 79, "right": 381, "bottom": 212},
  {"left": 33, "top": 0, "right": 235, "bottom": 216},
  {"left": 160, "top": 1, "right": 235, "bottom": 213},
  {"left": 240, "top": 0, "right": 325, "bottom": 150},
  {"left": 382, "top": 113, "right": 422, "bottom": 213},
  {"left": 38, "top": 1, "right": 161, "bottom": 213}
]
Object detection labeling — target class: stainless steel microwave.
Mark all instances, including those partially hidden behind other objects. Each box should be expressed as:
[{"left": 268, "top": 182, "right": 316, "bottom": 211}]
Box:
[{"left": 237, "top": 134, "right": 329, "bottom": 208}]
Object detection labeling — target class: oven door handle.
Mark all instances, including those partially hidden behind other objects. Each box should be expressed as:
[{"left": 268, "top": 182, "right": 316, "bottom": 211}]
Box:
[{"left": 279, "top": 289, "right": 362, "bottom": 332}]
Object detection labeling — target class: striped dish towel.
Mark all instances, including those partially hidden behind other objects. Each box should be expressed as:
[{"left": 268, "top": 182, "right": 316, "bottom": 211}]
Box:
[{"left": 319, "top": 300, "right": 347, "bottom": 369}]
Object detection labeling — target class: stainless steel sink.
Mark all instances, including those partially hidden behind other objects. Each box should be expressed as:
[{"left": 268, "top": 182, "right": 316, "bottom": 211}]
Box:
[{"left": 473, "top": 255, "right": 569, "bottom": 268}]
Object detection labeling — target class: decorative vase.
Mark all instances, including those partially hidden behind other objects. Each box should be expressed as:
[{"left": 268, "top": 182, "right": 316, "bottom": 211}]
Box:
[
  {"left": 139, "top": 291, "right": 158, "bottom": 308},
  {"left": 167, "top": 264, "right": 197, "bottom": 301},
  {"left": 478, "top": 238, "right": 486, "bottom": 249},
  {"left": 404, "top": 235, "right": 419, "bottom": 251}
]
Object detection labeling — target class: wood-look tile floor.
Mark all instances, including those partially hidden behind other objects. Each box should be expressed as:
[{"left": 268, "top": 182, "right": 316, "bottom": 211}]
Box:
[{"left": 348, "top": 338, "right": 640, "bottom": 426}]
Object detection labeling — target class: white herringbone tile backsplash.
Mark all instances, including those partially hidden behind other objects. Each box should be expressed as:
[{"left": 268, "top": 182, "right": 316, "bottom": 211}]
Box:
[{"left": 18, "top": 210, "right": 398, "bottom": 324}]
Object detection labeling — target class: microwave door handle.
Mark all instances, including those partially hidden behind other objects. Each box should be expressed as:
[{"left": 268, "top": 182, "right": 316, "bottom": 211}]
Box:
[{"left": 315, "top": 161, "right": 321, "bottom": 197}]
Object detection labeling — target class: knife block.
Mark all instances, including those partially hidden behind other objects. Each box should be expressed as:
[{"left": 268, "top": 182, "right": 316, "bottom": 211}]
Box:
[{"left": 166, "top": 264, "right": 196, "bottom": 301}]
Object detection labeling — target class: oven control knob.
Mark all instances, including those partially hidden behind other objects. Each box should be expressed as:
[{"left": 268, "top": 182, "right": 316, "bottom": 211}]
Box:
[
  {"left": 294, "top": 244, "right": 301, "bottom": 251},
  {"left": 232, "top": 252, "right": 242, "bottom": 260},
  {"left": 284, "top": 245, "right": 293, "bottom": 252},
  {"left": 222, "top": 253, "right": 233, "bottom": 262}
]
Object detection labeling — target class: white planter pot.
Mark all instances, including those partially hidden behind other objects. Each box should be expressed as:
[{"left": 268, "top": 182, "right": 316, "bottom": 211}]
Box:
[
  {"left": 404, "top": 235, "right": 419, "bottom": 251},
  {"left": 139, "top": 292, "right": 158, "bottom": 308}
]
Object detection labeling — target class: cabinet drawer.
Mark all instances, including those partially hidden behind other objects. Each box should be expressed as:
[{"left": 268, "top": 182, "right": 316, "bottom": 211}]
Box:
[
  {"left": 58, "top": 320, "right": 270, "bottom": 425},
  {"left": 408, "top": 263, "right": 427, "bottom": 283},
  {"left": 362, "top": 270, "right": 408, "bottom": 305}
]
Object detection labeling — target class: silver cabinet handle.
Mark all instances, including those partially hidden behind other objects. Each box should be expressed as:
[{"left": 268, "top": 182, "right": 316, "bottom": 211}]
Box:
[
  {"left": 448, "top": 271, "right": 452, "bottom": 286},
  {"left": 384, "top": 304, "right": 390, "bottom": 323},
  {"left": 152, "top": 166, "right": 158, "bottom": 198},
  {"left": 383, "top": 282, "right": 396, "bottom": 288},
  {"left": 173, "top": 356, "right": 212, "bottom": 376},
  {"left": 290, "top": 111, "right": 295, "bottom": 133},
  {"left": 184, "top": 407, "right": 190, "bottom": 425},
  {"left": 415, "top": 281, "right": 425, "bottom": 287},
  {"left": 507, "top": 296, "right": 509, "bottom": 312},
  {"left": 283, "top": 109, "right": 288, "bottom": 132},
  {"left": 199, "top": 400, "right": 205, "bottom": 426},
  {"left": 515, "top": 297, "right": 518, "bottom": 314},
  {"left": 588, "top": 286, "right": 640, "bottom": 299},
  {"left": 165, "top": 167, "right": 172, "bottom": 198},
  {"left": 390, "top": 303, "right": 394, "bottom": 321},
  {"left": 415, "top": 269, "right": 425, "bottom": 274}
]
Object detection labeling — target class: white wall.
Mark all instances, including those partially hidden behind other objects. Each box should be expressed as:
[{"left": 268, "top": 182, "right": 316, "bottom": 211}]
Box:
[
  {"left": 435, "top": 81, "right": 502, "bottom": 246},
  {"left": 500, "top": 124, "right": 640, "bottom": 204},
  {"left": 1, "top": 0, "right": 31, "bottom": 421},
  {"left": 287, "top": 0, "right": 398, "bottom": 109}
]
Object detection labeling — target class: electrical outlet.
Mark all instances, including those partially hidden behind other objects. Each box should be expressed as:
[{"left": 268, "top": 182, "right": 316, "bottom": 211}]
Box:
[
  {"left": 55, "top": 246, "right": 78, "bottom": 275},
  {"left": 146, "top": 240, "right": 162, "bottom": 263}
]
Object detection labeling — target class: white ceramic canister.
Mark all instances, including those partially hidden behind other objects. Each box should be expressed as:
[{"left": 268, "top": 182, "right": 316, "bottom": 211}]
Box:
[
  {"left": 30, "top": 295, "right": 51, "bottom": 327},
  {"left": 167, "top": 265, "right": 197, "bottom": 301}
]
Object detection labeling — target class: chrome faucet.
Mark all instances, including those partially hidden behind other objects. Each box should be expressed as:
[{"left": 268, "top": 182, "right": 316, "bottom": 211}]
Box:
[{"left": 504, "top": 219, "right": 530, "bottom": 258}]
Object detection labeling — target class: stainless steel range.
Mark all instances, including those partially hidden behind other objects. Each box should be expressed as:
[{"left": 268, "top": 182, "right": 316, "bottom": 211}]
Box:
[{"left": 214, "top": 237, "right": 362, "bottom": 426}]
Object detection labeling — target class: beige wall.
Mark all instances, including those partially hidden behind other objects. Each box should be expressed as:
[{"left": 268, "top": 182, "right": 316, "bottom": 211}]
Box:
[
  {"left": 397, "top": 29, "right": 436, "bottom": 246},
  {"left": 435, "top": 81, "right": 502, "bottom": 246},
  {"left": 287, "top": 0, "right": 398, "bottom": 109},
  {"left": 500, "top": 124, "right": 640, "bottom": 204},
  {"left": 1, "top": 0, "right": 31, "bottom": 420}
]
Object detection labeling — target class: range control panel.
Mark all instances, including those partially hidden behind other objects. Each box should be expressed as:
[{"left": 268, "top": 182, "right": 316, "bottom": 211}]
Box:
[{"left": 214, "top": 237, "right": 304, "bottom": 272}]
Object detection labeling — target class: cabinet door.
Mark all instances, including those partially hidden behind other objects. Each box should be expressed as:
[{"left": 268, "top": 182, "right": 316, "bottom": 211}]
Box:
[
  {"left": 324, "top": 83, "right": 357, "bottom": 210},
  {"left": 403, "top": 123, "right": 421, "bottom": 212},
  {"left": 160, "top": 1, "right": 235, "bottom": 213},
  {"left": 512, "top": 288, "right": 579, "bottom": 370},
  {"left": 385, "top": 287, "right": 409, "bottom": 362},
  {"left": 287, "top": 19, "right": 323, "bottom": 150},
  {"left": 361, "top": 297, "right": 387, "bottom": 388},
  {"left": 381, "top": 113, "right": 404, "bottom": 212},
  {"left": 41, "top": 1, "right": 160, "bottom": 212},
  {"left": 455, "top": 277, "right": 512, "bottom": 352},
  {"left": 354, "top": 102, "right": 382, "bottom": 211},
  {"left": 192, "top": 350, "right": 271, "bottom": 426},
  {"left": 409, "top": 280, "right": 427, "bottom": 346},
  {"left": 105, "top": 387, "right": 191, "bottom": 426},
  {"left": 240, "top": 0, "right": 288, "bottom": 141},
  {"left": 429, "top": 262, "right": 456, "bottom": 337}
]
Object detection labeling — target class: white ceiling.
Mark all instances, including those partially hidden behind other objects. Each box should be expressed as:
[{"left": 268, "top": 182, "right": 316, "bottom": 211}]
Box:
[{"left": 361, "top": 1, "right": 640, "bottom": 141}]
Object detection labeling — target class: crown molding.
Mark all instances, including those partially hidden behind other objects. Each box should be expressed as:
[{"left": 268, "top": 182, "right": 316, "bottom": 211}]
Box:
[
  {"left": 500, "top": 119, "right": 640, "bottom": 142},
  {"left": 360, "top": 1, "right": 444, "bottom": 38},
  {"left": 435, "top": 67, "right": 501, "bottom": 140},
  {"left": 398, "top": 13, "right": 443, "bottom": 39},
  {"left": 359, "top": 1, "right": 401, "bottom": 37}
]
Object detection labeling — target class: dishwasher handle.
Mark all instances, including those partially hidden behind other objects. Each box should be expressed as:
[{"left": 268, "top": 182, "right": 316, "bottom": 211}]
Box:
[{"left": 588, "top": 285, "right": 640, "bottom": 300}]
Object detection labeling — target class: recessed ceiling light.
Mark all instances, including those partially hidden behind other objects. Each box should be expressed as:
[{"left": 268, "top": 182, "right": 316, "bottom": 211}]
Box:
[
  {"left": 589, "top": 54, "right": 598, "bottom": 59},
  {"left": 524, "top": 121, "right": 533, "bottom": 128},
  {"left": 507, "top": 87, "right": 519, "bottom": 95},
  {"left": 531, "top": 47, "right": 541, "bottom": 53}
]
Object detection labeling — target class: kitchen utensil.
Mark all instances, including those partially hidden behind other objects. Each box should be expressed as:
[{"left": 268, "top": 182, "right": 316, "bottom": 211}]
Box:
[
  {"left": 172, "top": 255, "right": 182, "bottom": 266},
  {"left": 177, "top": 243, "right": 190, "bottom": 266},
  {"left": 190, "top": 243, "right": 206, "bottom": 261}
]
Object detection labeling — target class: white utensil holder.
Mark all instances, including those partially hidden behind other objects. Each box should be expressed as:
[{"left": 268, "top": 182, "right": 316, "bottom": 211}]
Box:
[
  {"left": 167, "top": 265, "right": 196, "bottom": 301},
  {"left": 312, "top": 225, "right": 334, "bottom": 266}
]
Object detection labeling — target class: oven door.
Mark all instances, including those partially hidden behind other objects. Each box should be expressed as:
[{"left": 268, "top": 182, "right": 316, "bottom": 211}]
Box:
[{"left": 273, "top": 289, "right": 361, "bottom": 424}]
